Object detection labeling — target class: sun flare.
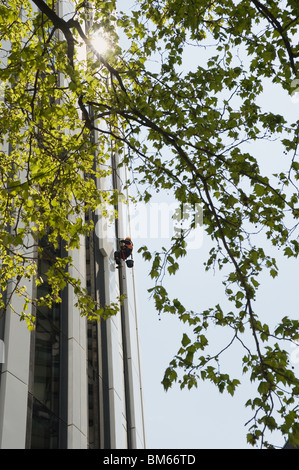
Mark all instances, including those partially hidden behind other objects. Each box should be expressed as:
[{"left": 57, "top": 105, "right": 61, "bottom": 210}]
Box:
[{"left": 91, "top": 32, "right": 110, "bottom": 56}]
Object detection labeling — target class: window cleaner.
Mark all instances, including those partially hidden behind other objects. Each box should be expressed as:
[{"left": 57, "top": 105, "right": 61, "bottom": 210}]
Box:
[{"left": 114, "top": 237, "right": 134, "bottom": 268}]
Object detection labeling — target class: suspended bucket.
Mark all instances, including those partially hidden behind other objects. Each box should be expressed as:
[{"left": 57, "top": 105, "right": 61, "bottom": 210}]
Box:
[{"left": 126, "top": 259, "right": 134, "bottom": 268}]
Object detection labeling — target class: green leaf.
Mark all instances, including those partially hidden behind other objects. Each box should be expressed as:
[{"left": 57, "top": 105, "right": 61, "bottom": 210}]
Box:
[{"left": 181, "top": 333, "right": 191, "bottom": 347}]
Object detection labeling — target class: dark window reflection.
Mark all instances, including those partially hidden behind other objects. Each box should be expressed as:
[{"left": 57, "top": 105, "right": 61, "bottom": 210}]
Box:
[
  {"left": 33, "top": 311, "right": 60, "bottom": 416},
  {"left": 30, "top": 237, "right": 67, "bottom": 449},
  {"left": 87, "top": 321, "right": 100, "bottom": 448},
  {"left": 31, "top": 399, "right": 59, "bottom": 449},
  {"left": 86, "top": 230, "right": 100, "bottom": 449}
]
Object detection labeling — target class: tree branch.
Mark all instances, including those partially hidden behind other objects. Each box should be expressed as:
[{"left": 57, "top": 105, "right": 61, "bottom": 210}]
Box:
[
  {"left": 32, "top": 0, "right": 76, "bottom": 66},
  {"left": 251, "top": 0, "right": 298, "bottom": 75}
]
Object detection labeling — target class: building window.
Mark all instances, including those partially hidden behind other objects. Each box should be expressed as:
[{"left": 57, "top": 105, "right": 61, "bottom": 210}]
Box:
[
  {"left": 86, "top": 223, "right": 101, "bottom": 449},
  {"left": 28, "top": 237, "right": 68, "bottom": 449}
]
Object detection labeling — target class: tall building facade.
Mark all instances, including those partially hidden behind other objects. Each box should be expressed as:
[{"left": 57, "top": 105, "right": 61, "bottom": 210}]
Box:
[{"left": 0, "top": 0, "right": 145, "bottom": 449}]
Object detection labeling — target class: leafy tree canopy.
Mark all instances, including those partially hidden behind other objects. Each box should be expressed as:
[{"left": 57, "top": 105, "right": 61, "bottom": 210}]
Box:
[{"left": 0, "top": 0, "right": 298, "bottom": 448}]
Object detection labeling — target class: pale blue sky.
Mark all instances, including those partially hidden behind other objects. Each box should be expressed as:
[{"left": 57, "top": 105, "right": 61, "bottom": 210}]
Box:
[
  {"left": 133, "top": 89, "right": 299, "bottom": 449},
  {"left": 115, "top": 0, "right": 299, "bottom": 449}
]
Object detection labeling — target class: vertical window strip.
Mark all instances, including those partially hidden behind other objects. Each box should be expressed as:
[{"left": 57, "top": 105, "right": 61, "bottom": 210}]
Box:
[{"left": 28, "top": 237, "right": 68, "bottom": 449}]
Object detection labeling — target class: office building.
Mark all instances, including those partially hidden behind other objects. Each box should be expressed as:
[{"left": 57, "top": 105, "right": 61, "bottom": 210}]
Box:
[{"left": 0, "top": 0, "right": 145, "bottom": 449}]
